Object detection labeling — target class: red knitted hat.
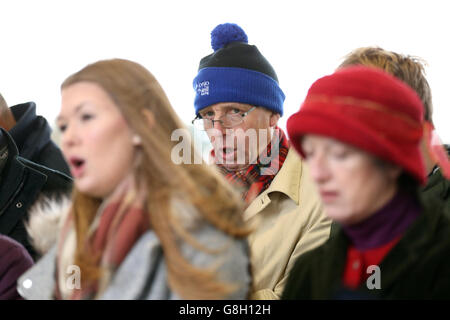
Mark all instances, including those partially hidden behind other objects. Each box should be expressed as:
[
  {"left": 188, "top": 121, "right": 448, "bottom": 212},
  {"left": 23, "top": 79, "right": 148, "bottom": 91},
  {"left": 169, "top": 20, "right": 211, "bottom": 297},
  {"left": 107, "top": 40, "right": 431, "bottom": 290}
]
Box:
[{"left": 287, "top": 65, "right": 427, "bottom": 184}]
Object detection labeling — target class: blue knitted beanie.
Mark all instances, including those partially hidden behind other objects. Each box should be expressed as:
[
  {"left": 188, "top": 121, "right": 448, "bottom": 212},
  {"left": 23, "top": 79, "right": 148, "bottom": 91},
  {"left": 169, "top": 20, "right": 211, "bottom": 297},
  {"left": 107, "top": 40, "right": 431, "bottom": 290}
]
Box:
[{"left": 193, "top": 23, "right": 285, "bottom": 116}]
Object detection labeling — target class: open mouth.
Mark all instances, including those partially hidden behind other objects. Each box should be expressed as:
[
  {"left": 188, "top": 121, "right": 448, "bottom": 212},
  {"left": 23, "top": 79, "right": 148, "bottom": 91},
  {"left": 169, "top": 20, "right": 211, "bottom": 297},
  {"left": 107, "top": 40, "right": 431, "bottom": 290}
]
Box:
[
  {"left": 71, "top": 159, "right": 84, "bottom": 168},
  {"left": 222, "top": 147, "right": 235, "bottom": 155},
  {"left": 69, "top": 157, "right": 86, "bottom": 177}
]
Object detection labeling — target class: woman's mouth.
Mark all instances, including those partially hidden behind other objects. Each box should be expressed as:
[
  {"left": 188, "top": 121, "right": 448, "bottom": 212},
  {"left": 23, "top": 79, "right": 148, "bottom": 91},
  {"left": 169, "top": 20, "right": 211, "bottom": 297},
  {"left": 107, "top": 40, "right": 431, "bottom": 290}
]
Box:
[
  {"left": 320, "top": 190, "right": 339, "bottom": 203},
  {"left": 69, "top": 157, "right": 86, "bottom": 178}
]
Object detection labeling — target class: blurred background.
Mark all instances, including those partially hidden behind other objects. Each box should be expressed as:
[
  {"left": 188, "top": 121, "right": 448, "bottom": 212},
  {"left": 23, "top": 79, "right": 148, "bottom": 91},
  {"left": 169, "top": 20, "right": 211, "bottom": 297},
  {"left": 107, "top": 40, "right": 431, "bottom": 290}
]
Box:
[{"left": 1, "top": 0, "right": 448, "bottom": 150}]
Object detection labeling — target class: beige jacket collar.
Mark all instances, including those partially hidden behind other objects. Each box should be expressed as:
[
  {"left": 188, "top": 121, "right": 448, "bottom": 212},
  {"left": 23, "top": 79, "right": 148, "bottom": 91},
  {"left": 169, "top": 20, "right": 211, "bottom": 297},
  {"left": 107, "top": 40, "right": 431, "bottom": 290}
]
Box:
[{"left": 244, "top": 148, "right": 302, "bottom": 221}]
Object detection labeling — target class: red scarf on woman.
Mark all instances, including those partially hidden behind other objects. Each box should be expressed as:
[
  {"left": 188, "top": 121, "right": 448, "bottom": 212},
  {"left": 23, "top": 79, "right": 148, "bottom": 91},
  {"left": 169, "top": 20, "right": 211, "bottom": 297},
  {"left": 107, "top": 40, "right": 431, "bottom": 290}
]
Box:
[{"left": 55, "top": 175, "right": 148, "bottom": 300}]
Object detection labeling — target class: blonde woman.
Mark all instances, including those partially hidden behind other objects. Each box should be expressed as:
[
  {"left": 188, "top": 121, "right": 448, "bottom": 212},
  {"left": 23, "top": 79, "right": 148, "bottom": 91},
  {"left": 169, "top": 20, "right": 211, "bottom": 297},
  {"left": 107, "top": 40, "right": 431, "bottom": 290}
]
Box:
[{"left": 18, "top": 59, "right": 250, "bottom": 300}]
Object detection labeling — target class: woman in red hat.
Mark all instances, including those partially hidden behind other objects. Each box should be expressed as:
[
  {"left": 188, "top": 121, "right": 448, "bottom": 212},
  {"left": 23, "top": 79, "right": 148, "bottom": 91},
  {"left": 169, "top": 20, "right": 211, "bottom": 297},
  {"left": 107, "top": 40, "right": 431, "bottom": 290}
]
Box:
[{"left": 282, "top": 66, "right": 450, "bottom": 299}]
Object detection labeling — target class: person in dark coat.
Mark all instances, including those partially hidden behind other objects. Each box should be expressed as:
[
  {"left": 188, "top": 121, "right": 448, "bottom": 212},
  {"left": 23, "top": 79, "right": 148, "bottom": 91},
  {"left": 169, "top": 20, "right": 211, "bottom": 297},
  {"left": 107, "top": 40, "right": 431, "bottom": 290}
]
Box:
[
  {"left": 0, "top": 128, "right": 72, "bottom": 261},
  {"left": 0, "top": 234, "right": 33, "bottom": 300},
  {"left": 0, "top": 94, "right": 70, "bottom": 176},
  {"left": 422, "top": 145, "right": 450, "bottom": 211},
  {"left": 339, "top": 47, "right": 450, "bottom": 210},
  {"left": 283, "top": 66, "right": 450, "bottom": 299}
]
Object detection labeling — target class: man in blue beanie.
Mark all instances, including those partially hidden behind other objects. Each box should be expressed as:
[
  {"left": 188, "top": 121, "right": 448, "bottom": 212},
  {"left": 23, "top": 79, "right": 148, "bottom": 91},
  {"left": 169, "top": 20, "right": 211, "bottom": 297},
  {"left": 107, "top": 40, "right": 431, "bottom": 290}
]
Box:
[{"left": 192, "top": 23, "right": 331, "bottom": 299}]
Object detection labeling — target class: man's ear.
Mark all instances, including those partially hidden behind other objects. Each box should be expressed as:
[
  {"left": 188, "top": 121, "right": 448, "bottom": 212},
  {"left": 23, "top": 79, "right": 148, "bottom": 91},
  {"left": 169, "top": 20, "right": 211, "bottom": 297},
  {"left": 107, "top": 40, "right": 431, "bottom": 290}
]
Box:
[{"left": 270, "top": 112, "right": 280, "bottom": 127}]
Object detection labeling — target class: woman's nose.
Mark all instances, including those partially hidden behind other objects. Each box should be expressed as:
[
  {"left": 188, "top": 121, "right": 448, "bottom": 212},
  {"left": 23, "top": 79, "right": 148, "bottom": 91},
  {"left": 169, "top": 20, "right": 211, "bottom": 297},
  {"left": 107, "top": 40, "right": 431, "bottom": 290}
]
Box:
[
  {"left": 61, "top": 123, "right": 78, "bottom": 149},
  {"left": 307, "top": 155, "right": 331, "bottom": 184}
]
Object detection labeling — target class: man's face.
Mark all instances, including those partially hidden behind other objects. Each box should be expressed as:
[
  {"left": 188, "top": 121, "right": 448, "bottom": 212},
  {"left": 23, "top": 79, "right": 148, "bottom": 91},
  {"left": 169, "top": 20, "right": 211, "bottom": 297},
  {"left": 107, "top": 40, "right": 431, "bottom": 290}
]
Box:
[{"left": 199, "top": 102, "right": 279, "bottom": 171}]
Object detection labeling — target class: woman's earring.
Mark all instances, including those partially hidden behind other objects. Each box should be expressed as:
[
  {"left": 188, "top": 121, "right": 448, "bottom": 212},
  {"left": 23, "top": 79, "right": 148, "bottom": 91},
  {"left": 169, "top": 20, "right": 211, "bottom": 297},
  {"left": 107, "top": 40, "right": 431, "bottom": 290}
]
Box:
[{"left": 132, "top": 134, "right": 142, "bottom": 146}]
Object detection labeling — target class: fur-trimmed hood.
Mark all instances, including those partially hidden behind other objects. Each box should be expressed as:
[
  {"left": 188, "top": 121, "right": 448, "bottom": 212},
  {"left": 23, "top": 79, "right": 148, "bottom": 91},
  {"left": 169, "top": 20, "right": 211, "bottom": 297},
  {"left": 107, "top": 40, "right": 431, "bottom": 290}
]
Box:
[{"left": 26, "top": 196, "right": 72, "bottom": 256}]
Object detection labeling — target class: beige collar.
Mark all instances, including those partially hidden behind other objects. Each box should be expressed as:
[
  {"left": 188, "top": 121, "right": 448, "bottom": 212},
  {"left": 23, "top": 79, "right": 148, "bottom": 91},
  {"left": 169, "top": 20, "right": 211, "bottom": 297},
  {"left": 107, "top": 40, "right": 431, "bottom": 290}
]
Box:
[{"left": 243, "top": 148, "right": 302, "bottom": 221}]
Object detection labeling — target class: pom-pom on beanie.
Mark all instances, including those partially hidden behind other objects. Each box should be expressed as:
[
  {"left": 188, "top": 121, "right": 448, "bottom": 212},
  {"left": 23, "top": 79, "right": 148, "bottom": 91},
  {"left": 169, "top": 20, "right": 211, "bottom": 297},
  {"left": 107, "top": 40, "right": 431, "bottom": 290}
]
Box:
[{"left": 193, "top": 23, "right": 285, "bottom": 116}]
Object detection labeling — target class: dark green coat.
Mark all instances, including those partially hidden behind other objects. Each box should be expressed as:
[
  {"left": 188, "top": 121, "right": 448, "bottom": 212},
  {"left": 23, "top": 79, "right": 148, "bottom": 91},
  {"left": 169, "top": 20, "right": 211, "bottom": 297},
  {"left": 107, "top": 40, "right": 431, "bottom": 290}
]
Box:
[{"left": 282, "top": 197, "right": 450, "bottom": 299}]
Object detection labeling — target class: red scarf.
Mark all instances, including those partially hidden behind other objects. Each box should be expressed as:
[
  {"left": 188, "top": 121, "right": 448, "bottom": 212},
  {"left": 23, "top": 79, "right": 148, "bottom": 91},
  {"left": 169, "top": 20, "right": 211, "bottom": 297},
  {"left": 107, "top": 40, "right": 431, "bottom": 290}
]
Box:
[
  {"left": 215, "top": 127, "right": 290, "bottom": 204},
  {"left": 55, "top": 175, "right": 148, "bottom": 299}
]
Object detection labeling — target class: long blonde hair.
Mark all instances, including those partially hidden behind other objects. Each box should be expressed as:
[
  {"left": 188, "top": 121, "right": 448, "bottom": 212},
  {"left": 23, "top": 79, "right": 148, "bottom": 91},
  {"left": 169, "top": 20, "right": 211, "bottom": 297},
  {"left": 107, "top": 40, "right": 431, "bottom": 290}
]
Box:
[{"left": 61, "top": 59, "right": 249, "bottom": 299}]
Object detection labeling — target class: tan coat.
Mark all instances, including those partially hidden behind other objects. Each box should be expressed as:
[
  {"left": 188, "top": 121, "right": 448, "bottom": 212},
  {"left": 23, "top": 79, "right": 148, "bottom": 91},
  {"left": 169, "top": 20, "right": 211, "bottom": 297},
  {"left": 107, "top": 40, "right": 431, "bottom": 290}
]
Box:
[{"left": 246, "top": 148, "right": 331, "bottom": 299}]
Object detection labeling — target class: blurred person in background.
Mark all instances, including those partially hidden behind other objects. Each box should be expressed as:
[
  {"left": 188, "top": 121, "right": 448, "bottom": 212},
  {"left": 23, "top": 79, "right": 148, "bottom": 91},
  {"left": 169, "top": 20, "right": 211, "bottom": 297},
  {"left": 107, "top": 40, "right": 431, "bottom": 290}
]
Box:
[
  {"left": 0, "top": 127, "right": 71, "bottom": 261},
  {"left": 0, "top": 93, "right": 70, "bottom": 175},
  {"left": 339, "top": 47, "right": 450, "bottom": 210},
  {"left": 18, "top": 58, "right": 250, "bottom": 300},
  {"left": 0, "top": 234, "right": 33, "bottom": 300},
  {"left": 283, "top": 66, "right": 450, "bottom": 299}
]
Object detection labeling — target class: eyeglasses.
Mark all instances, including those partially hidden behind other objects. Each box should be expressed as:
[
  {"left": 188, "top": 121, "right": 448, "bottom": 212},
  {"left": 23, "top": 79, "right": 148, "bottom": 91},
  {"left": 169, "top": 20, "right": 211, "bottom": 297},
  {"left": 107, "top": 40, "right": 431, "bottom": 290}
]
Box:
[{"left": 191, "top": 107, "right": 256, "bottom": 130}]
